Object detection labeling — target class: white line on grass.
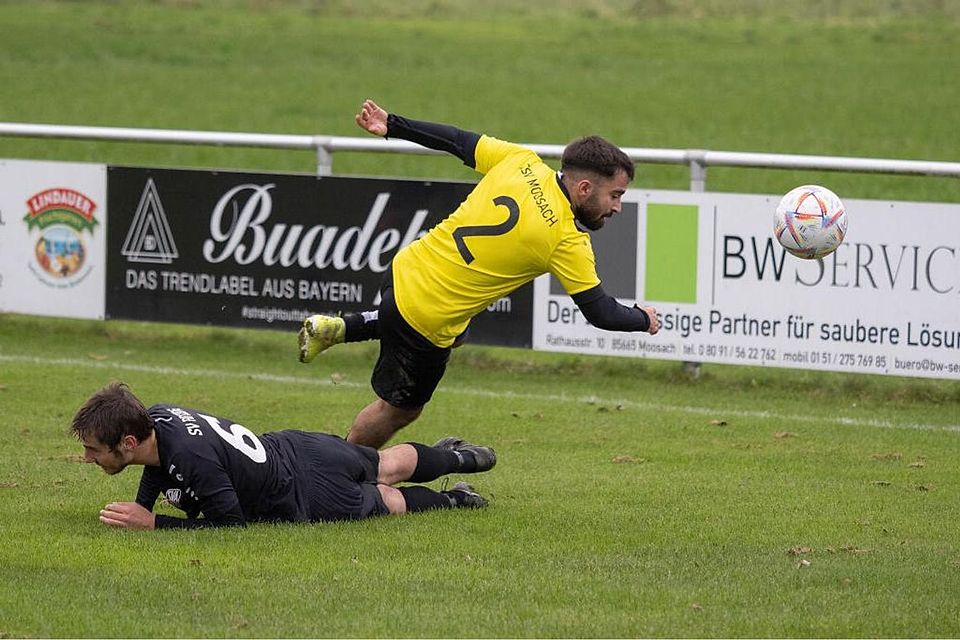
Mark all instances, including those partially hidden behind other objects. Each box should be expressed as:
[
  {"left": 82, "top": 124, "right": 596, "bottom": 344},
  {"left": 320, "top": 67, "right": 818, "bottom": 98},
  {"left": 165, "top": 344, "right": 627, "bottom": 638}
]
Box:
[{"left": 3, "top": 353, "right": 958, "bottom": 434}]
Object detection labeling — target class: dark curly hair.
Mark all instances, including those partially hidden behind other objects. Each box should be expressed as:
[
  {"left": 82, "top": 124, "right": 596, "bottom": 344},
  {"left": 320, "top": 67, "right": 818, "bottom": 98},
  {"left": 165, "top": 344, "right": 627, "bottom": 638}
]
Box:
[
  {"left": 561, "top": 135, "right": 634, "bottom": 181},
  {"left": 71, "top": 382, "right": 152, "bottom": 450}
]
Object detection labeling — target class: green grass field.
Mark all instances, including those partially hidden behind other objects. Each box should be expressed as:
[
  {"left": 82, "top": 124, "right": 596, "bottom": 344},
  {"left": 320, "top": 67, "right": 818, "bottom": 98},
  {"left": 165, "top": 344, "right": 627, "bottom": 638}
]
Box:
[
  {"left": 2, "top": 1, "right": 960, "bottom": 201},
  {"left": 1, "top": 315, "right": 959, "bottom": 637},
  {"left": 2, "top": 0, "right": 960, "bottom": 636}
]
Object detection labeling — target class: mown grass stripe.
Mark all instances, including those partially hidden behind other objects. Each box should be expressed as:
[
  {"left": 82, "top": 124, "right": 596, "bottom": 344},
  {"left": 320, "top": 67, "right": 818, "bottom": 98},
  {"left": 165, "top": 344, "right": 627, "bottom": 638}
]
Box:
[{"left": 3, "top": 353, "right": 956, "bottom": 434}]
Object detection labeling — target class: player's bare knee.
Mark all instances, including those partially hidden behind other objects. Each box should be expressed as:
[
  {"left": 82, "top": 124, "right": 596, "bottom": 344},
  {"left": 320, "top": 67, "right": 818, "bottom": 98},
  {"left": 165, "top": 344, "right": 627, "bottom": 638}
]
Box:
[
  {"left": 377, "top": 443, "right": 417, "bottom": 485},
  {"left": 377, "top": 484, "right": 406, "bottom": 514}
]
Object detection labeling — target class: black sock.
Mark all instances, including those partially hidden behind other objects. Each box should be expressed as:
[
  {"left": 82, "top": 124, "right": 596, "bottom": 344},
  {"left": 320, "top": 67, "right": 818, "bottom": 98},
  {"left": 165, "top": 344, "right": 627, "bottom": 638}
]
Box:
[
  {"left": 342, "top": 311, "right": 380, "bottom": 343},
  {"left": 399, "top": 485, "right": 454, "bottom": 512},
  {"left": 407, "top": 442, "right": 461, "bottom": 483}
]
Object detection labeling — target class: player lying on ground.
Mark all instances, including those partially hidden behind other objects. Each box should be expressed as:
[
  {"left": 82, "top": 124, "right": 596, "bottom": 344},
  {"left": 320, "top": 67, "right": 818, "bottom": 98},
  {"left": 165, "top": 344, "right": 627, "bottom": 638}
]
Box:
[
  {"left": 299, "top": 98, "right": 661, "bottom": 449},
  {"left": 72, "top": 382, "right": 496, "bottom": 529}
]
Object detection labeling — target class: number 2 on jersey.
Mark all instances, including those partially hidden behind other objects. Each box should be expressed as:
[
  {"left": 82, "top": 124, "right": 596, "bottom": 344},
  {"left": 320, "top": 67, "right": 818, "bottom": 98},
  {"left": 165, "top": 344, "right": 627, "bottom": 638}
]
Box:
[{"left": 453, "top": 195, "right": 520, "bottom": 264}]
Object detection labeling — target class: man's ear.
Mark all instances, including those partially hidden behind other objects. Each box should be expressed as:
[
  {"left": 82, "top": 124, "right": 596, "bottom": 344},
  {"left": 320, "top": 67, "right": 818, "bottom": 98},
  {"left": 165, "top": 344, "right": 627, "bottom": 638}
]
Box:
[
  {"left": 121, "top": 434, "right": 140, "bottom": 451},
  {"left": 576, "top": 178, "right": 593, "bottom": 198}
]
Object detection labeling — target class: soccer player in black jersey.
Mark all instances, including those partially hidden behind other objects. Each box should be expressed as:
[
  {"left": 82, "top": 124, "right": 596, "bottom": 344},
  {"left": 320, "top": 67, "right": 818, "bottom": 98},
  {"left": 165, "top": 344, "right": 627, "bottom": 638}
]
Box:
[
  {"left": 72, "top": 382, "right": 495, "bottom": 529},
  {"left": 299, "top": 99, "right": 661, "bottom": 449}
]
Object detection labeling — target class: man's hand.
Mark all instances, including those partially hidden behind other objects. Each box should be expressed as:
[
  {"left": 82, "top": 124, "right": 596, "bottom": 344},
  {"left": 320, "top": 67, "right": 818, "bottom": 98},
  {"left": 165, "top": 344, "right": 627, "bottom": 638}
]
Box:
[
  {"left": 99, "top": 502, "right": 156, "bottom": 530},
  {"left": 355, "top": 99, "right": 388, "bottom": 137},
  {"left": 638, "top": 305, "right": 660, "bottom": 335}
]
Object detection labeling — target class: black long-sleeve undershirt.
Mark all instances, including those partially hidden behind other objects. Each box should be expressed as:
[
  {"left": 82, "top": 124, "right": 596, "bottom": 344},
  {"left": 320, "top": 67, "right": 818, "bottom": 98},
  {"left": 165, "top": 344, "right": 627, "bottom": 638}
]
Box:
[
  {"left": 386, "top": 113, "right": 481, "bottom": 168},
  {"left": 572, "top": 284, "right": 651, "bottom": 332}
]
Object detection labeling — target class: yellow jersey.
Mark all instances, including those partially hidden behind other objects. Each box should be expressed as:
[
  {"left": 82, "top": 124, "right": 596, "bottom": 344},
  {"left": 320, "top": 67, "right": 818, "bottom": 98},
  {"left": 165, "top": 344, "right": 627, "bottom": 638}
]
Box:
[{"left": 392, "top": 135, "right": 600, "bottom": 347}]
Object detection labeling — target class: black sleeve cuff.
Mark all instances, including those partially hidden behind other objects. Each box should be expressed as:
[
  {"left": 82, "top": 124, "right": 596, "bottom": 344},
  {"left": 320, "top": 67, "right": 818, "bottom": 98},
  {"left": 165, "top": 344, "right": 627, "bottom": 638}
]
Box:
[
  {"left": 154, "top": 514, "right": 207, "bottom": 529},
  {"left": 154, "top": 514, "right": 246, "bottom": 529}
]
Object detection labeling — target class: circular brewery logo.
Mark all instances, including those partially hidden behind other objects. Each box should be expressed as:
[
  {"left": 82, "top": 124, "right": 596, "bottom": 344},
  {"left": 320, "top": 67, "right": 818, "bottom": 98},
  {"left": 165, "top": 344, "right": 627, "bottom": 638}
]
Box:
[
  {"left": 35, "top": 226, "right": 86, "bottom": 279},
  {"left": 23, "top": 187, "right": 99, "bottom": 288}
]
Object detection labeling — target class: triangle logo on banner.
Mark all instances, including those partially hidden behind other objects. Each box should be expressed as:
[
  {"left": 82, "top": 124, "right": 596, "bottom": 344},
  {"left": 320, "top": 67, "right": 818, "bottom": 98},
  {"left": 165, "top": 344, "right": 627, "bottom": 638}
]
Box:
[{"left": 121, "top": 178, "right": 179, "bottom": 264}]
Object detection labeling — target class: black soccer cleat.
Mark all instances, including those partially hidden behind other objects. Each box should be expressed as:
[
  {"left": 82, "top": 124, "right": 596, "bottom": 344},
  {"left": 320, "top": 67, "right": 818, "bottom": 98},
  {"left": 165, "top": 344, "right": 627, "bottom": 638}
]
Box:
[
  {"left": 433, "top": 436, "right": 497, "bottom": 472},
  {"left": 446, "top": 481, "right": 488, "bottom": 509}
]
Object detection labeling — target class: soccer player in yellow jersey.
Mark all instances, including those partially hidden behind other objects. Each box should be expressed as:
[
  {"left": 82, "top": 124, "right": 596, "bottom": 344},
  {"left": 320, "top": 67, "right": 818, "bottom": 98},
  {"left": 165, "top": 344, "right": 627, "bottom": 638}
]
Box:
[{"left": 299, "top": 99, "right": 660, "bottom": 448}]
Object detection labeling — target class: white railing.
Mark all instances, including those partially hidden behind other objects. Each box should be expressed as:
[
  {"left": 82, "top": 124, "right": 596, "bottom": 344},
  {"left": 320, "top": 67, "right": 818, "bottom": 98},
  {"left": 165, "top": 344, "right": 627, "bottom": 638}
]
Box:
[{"left": 2, "top": 122, "right": 959, "bottom": 190}]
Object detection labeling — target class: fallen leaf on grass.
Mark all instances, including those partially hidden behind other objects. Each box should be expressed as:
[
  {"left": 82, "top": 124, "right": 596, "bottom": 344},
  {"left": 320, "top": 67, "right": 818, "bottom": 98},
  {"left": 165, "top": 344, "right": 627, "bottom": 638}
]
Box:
[
  {"left": 871, "top": 452, "right": 902, "bottom": 461},
  {"left": 797, "top": 559, "right": 811, "bottom": 569},
  {"left": 909, "top": 458, "right": 927, "bottom": 469},
  {"left": 827, "top": 546, "right": 872, "bottom": 555},
  {"left": 871, "top": 480, "right": 891, "bottom": 487},
  {"left": 191, "top": 592, "right": 201, "bottom": 601},
  {"left": 0, "top": 482, "right": 19, "bottom": 489},
  {"left": 773, "top": 431, "right": 796, "bottom": 439},
  {"left": 787, "top": 546, "right": 813, "bottom": 556},
  {"left": 709, "top": 419, "right": 728, "bottom": 426},
  {"left": 691, "top": 603, "right": 703, "bottom": 611},
  {"left": 914, "top": 484, "right": 935, "bottom": 492},
  {"left": 329, "top": 373, "right": 345, "bottom": 384},
  {"left": 842, "top": 546, "right": 871, "bottom": 554},
  {"left": 611, "top": 455, "right": 647, "bottom": 464}
]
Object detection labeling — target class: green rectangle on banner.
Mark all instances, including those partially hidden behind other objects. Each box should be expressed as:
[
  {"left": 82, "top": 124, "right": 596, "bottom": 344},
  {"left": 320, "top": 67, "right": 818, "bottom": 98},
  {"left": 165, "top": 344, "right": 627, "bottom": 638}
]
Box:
[{"left": 644, "top": 203, "right": 698, "bottom": 303}]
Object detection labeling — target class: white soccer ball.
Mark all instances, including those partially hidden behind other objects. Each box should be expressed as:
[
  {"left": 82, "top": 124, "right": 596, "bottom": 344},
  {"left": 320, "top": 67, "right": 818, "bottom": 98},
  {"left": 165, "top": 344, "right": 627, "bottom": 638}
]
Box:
[{"left": 774, "top": 184, "right": 848, "bottom": 259}]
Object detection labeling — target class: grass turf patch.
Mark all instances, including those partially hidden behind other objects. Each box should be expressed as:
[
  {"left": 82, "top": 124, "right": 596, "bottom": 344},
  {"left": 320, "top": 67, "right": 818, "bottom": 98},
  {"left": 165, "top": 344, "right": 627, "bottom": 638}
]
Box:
[{"left": 1, "top": 314, "right": 958, "bottom": 636}]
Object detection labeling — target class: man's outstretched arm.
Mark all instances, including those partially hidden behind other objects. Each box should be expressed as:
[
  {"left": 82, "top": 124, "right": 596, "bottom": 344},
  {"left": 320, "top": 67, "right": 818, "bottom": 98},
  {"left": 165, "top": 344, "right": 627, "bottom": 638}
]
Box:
[
  {"left": 108, "top": 466, "right": 248, "bottom": 530},
  {"left": 355, "top": 98, "right": 481, "bottom": 167},
  {"left": 572, "top": 284, "right": 660, "bottom": 334}
]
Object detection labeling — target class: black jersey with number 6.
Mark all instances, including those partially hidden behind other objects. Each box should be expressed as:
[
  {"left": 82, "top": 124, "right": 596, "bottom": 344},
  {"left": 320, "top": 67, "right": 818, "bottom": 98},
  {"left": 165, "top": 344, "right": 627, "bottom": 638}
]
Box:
[{"left": 135, "top": 404, "right": 309, "bottom": 528}]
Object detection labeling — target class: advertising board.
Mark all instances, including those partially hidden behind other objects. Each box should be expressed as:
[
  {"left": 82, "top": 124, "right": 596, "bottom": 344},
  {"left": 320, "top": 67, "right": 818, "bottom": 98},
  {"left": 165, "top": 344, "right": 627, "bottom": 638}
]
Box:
[
  {"left": 106, "top": 167, "right": 534, "bottom": 346},
  {"left": 0, "top": 159, "right": 107, "bottom": 319},
  {"left": 534, "top": 190, "right": 960, "bottom": 380}
]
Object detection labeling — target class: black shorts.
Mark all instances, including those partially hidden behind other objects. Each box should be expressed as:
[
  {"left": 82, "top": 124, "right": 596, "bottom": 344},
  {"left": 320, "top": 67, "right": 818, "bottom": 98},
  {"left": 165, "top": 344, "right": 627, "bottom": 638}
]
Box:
[
  {"left": 371, "top": 266, "right": 451, "bottom": 410},
  {"left": 291, "top": 432, "right": 389, "bottom": 521}
]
